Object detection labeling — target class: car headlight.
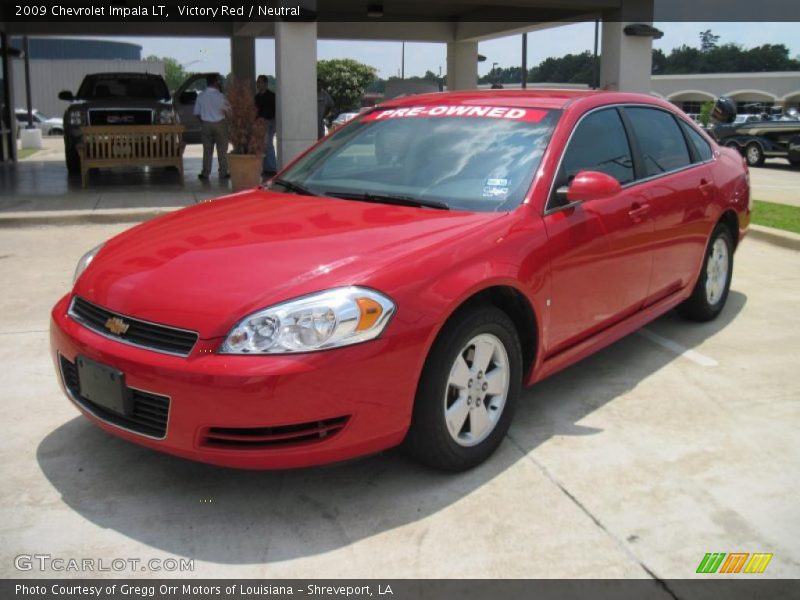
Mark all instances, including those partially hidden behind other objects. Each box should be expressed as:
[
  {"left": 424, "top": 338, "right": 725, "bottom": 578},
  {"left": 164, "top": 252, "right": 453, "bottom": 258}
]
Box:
[
  {"left": 68, "top": 111, "right": 85, "bottom": 126},
  {"left": 159, "top": 109, "right": 176, "bottom": 124},
  {"left": 73, "top": 244, "right": 104, "bottom": 283},
  {"left": 221, "top": 287, "right": 395, "bottom": 354}
]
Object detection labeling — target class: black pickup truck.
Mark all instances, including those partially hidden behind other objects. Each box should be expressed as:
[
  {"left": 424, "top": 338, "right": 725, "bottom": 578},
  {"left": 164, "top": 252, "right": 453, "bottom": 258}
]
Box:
[{"left": 58, "top": 72, "right": 179, "bottom": 173}]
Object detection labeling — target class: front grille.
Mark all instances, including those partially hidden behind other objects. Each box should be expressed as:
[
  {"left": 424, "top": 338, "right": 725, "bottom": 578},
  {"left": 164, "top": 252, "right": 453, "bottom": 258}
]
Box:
[
  {"left": 60, "top": 355, "right": 170, "bottom": 439},
  {"left": 201, "top": 417, "right": 350, "bottom": 450},
  {"left": 69, "top": 297, "right": 198, "bottom": 357},
  {"left": 88, "top": 109, "right": 153, "bottom": 125}
]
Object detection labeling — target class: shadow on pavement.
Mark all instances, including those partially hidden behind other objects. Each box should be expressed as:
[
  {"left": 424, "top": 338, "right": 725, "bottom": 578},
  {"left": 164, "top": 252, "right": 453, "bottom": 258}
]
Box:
[{"left": 36, "top": 292, "right": 746, "bottom": 565}]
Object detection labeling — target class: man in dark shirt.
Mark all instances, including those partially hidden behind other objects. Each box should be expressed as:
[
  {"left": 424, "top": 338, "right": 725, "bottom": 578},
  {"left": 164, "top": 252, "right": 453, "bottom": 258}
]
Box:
[{"left": 255, "top": 74, "right": 277, "bottom": 177}]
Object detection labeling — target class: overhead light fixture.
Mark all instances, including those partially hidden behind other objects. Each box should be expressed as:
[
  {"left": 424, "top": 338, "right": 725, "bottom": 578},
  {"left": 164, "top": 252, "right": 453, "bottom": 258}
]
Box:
[
  {"left": 623, "top": 23, "right": 664, "bottom": 39},
  {"left": 367, "top": 3, "right": 383, "bottom": 18}
]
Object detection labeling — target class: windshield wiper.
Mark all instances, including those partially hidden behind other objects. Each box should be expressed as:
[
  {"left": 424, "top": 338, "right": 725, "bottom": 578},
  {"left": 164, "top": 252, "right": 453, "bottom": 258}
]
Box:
[
  {"left": 270, "top": 178, "right": 317, "bottom": 196},
  {"left": 325, "top": 191, "right": 450, "bottom": 210}
]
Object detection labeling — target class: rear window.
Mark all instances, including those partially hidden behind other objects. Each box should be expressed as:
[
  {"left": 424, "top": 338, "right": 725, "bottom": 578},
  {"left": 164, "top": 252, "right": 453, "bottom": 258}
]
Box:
[
  {"left": 625, "top": 107, "right": 692, "bottom": 177},
  {"left": 277, "top": 105, "right": 561, "bottom": 212},
  {"left": 78, "top": 76, "right": 170, "bottom": 100}
]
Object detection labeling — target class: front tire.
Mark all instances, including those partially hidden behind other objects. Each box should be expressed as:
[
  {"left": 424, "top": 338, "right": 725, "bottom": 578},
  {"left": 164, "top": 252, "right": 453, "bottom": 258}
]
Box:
[
  {"left": 403, "top": 305, "right": 522, "bottom": 471},
  {"left": 677, "top": 223, "right": 734, "bottom": 322},
  {"left": 65, "top": 143, "right": 80, "bottom": 174},
  {"left": 745, "top": 142, "right": 765, "bottom": 167}
]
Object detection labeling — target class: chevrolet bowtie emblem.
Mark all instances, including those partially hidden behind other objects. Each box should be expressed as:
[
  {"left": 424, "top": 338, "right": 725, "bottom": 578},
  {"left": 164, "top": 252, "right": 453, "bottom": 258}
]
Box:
[{"left": 105, "top": 317, "right": 130, "bottom": 335}]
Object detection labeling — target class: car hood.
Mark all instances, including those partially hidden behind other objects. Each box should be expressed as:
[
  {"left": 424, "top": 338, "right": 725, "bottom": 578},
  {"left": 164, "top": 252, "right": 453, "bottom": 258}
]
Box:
[{"left": 75, "top": 190, "right": 507, "bottom": 339}]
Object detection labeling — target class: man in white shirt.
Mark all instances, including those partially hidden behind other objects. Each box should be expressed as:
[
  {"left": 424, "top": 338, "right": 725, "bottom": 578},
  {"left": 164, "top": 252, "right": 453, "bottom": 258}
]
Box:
[{"left": 193, "top": 74, "right": 230, "bottom": 179}]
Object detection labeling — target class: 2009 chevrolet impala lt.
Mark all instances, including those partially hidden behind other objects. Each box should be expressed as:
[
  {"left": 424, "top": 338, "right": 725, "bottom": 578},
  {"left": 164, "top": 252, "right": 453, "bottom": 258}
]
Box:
[{"left": 51, "top": 90, "right": 750, "bottom": 471}]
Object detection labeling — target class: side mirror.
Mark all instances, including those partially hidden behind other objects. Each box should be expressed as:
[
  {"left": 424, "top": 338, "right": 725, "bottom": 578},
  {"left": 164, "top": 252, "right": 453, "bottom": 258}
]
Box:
[
  {"left": 178, "top": 90, "right": 197, "bottom": 105},
  {"left": 561, "top": 170, "right": 621, "bottom": 204},
  {"left": 58, "top": 90, "right": 74, "bottom": 101}
]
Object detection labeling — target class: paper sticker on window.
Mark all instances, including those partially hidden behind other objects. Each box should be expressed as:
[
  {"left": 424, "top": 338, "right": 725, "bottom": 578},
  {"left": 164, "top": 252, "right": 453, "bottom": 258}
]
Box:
[{"left": 483, "top": 178, "right": 510, "bottom": 199}]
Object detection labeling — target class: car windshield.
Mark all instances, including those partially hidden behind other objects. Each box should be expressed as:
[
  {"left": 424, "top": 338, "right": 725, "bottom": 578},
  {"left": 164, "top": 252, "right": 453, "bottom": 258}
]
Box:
[
  {"left": 77, "top": 76, "right": 170, "bottom": 100},
  {"left": 275, "top": 105, "right": 560, "bottom": 212}
]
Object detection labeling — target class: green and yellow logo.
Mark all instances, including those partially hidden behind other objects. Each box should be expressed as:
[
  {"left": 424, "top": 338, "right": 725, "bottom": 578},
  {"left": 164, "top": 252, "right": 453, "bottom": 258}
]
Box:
[{"left": 696, "top": 553, "right": 773, "bottom": 574}]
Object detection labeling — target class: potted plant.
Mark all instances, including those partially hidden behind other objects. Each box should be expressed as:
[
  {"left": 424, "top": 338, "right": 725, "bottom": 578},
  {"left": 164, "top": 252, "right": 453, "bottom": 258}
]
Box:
[{"left": 224, "top": 78, "right": 267, "bottom": 191}]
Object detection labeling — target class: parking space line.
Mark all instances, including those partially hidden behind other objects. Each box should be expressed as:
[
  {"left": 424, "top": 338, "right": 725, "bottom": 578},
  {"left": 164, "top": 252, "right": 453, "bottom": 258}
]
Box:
[{"left": 637, "top": 328, "right": 718, "bottom": 367}]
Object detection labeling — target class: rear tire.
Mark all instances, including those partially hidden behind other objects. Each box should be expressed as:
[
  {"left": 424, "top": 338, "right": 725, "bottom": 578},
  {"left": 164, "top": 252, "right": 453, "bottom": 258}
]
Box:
[
  {"left": 744, "top": 142, "right": 765, "bottom": 167},
  {"left": 677, "top": 223, "right": 734, "bottom": 322},
  {"left": 403, "top": 305, "right": 522, "bottom": 471}
]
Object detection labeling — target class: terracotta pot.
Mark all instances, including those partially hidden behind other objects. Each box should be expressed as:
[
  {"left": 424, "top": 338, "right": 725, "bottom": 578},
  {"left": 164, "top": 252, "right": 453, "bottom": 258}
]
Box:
[{"left": 227, "top": 153, "right": 262, "bottom": 191}]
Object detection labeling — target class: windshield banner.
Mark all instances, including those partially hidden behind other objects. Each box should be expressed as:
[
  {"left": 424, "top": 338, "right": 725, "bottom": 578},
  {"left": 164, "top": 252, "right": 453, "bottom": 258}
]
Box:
[{"left": 362, "top": 106, "right": 548, "bottom": 123}]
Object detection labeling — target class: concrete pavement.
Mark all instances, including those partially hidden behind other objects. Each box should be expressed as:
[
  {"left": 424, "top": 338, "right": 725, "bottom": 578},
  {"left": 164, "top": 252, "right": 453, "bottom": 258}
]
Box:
[
  {"left": 0, "top": 224, "right": 797, "bottom": 581},
  {"left": 749, "top": 160, "right": 800, "bottom": 207}
]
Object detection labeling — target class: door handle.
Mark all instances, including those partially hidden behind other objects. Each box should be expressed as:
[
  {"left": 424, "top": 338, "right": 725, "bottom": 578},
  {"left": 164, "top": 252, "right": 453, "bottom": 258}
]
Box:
[
  {"left": 628, "top": 202, "right": 650, "bottom": 221},
  {"left": 698, "top": 178, "right": 714, "bottom": 196}
]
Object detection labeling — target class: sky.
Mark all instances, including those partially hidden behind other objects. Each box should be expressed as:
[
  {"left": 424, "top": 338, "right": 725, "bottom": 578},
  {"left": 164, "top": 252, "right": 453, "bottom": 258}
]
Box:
[{"left": 112, "top": 22, "right": 800, "bottom": 80}]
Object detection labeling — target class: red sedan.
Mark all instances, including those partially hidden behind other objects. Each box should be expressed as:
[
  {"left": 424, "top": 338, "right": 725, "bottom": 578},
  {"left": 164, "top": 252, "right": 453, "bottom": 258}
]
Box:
[{"left": 50, "top": 90, "right": 750, "bottom": 471}]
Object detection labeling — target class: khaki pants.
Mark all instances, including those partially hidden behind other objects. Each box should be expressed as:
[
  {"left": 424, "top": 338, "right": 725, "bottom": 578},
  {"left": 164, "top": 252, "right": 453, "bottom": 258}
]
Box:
[{"left": 200, "top": 120, "right": 229, "bottom": 176}]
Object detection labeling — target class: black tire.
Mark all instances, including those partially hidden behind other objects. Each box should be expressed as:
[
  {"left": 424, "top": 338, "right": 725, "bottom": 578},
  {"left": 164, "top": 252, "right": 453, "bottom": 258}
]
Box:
[
  {"left": 65, "top": 143, "right": 80, "bottom": 174},
  {"left": 744, "top": 142, "right": 765, "bottom": 167},
  {"left": 403, "top": 305, "right": 523, "bottom": 471},
  {"left": 677, "top": 223, "right": 734, "bottom": 322}
]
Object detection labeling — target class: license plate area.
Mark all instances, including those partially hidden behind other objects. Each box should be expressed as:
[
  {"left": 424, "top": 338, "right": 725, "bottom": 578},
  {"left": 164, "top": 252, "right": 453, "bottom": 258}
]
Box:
[{"left": 76, "top": 355, "right": 131, "bottom": 416}]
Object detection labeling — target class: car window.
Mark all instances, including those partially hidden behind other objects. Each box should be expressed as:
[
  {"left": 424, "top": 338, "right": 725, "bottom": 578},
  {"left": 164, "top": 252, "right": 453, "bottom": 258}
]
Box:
[
  {"left": 679, "top": 120, "right": 714, "bottom": 162},
  {"left": 552, "top": 108, "right": 634, "bottom": 206},
  {"left": 278, "top": 107, "right": 561, "bottom": 213},
  {"left": 625, "top": 107, "right": 692, "bottom": 177}
]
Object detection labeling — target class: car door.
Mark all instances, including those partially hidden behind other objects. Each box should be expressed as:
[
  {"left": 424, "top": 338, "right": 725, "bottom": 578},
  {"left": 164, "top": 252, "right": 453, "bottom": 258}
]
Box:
[
  {"left": 542, "top": 107, "right": 654, "bottom": 355},
  {"left": 621, "top": 106, "right": 714, "bottom": 305},
  {"left": 173, "top": 73, "right": 215, "bottom": 144}
]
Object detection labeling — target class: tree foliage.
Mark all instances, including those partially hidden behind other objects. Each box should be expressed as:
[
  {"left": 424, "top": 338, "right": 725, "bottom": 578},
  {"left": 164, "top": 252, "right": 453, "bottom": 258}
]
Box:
[
  {"left": 699, "top": 29, "right": 720, "bottom": 52},
  {"left": 477, "top": 52, "right": 597, "bottom": 86},
  {"left": 656, "top": 42, "right": 800, "bottom": 74},
  {"left": 317, "top": 58, "right": 378, "bottom": 112},
  {"left": 145, "top": 55, "right": 188, "bottom": 92}
]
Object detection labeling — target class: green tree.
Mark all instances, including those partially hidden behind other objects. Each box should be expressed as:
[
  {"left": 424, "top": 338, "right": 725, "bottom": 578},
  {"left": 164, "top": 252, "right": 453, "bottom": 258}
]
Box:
[
  {"left": 699, "top": 101, "right": 714, "bottom": 127},
  {"left": 317, "top": 58, "right": 378, "bottom": 113},
  {"left": 145, "top": 55, "right": 188, "bottom": 92},
  {"left": 699, "top": 29, "right": 720, "bottom": 52}
]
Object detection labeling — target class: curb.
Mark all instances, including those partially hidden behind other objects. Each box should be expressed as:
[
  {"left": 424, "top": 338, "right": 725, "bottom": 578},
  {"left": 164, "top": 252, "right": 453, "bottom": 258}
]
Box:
[
  {"left": 0, "top": 208, "right": 181, "bottom": 228},
  {"left": 747, "top": 224, "right": 800, "bottom": 251}
]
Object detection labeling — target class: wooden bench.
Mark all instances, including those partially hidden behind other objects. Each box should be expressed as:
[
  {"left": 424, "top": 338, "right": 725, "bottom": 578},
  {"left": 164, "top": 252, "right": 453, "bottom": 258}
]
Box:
[{"left": 77, "top": 124, "right": 186, "bottom": 187}]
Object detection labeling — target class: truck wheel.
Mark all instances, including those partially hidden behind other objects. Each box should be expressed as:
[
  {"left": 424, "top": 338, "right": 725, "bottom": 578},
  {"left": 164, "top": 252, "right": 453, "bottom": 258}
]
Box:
[
  {"left": 744, "top": 142, "right": 764, "bottom": 167},
  {"left": 65, "top": 145, "right": 80, "bottom": 174}
]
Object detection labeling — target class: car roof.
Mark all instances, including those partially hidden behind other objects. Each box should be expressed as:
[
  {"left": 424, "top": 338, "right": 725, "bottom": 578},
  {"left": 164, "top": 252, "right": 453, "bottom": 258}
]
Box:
[
  {"left": 83, "top": 72, "right": 165, "bottom": 79},
  {"left": 377, "top": 89, "right": 669, "bottom": 111}
]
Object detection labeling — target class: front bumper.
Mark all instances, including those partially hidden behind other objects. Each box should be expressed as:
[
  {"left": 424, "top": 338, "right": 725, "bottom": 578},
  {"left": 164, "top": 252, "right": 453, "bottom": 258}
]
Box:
[{"left": 50, "top": 294, "right": 420, "bottom": 469}]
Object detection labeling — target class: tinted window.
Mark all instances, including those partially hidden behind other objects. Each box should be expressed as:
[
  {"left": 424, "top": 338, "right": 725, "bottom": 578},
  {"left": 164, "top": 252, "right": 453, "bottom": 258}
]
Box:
[
  {"left": 679, "top": 120, "right": 714, "bottom": 162},
  {"left": 625, "top": 107, "right": 691, "bottom": 177},
  {"left": 556, "top": 108, "right": 634, "bottom": 194}
]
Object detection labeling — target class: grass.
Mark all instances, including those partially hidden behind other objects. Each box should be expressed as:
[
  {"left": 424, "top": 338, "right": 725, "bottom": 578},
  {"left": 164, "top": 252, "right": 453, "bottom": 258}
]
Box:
[
  {"left": 751, "top": 200, "right": 800, "bottom": 235},
  {"left": 16, "top": 148, "right": 40, "bottom": 160}
]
